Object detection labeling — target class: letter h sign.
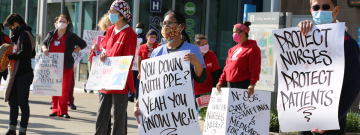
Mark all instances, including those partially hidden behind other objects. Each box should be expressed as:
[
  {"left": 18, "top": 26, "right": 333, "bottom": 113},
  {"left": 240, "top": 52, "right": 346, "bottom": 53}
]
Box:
[{"left": 150, "top": 0, "right": 162, "bottom": 13}]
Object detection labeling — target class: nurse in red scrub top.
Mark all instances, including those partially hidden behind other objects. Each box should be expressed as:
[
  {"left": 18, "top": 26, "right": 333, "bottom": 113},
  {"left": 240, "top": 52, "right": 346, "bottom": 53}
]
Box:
[{"left": 136, "top": 29, "right": 159, "bottom": 79}]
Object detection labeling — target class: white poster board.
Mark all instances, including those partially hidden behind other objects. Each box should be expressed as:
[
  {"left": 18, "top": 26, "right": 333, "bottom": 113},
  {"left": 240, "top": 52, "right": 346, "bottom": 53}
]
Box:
[
  {"left": 86, "top": 56, "right": 133, "bottom": 90},
  {"left": 273, "top": 23, "right": 345, "bottom": 132},
  {"left": 203, "top": 88, "right": 271, "bottom": 135},
  {"left": 82, "top": 30, "right": 104, "bottom": 53},
  {"left": 73, "top": 51, "right": 85, "bottom": 67},
  {"left": 138, "top": 50, "right": 201, "bottom": 135},
  {"left": 32, "top": 53, "right": 64, "bottom": 96},
  {"left": 132, "top": 38, "right": 143, "bottom": 71}
]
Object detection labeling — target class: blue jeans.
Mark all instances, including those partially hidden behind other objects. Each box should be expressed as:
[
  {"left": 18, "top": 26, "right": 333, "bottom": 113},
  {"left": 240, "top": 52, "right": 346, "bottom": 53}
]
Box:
[{"left": 8, "top": 73, "right": 34, "bottom": 128}]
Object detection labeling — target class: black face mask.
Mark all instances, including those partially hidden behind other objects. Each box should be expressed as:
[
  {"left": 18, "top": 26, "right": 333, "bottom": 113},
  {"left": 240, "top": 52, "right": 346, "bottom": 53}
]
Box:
[{"left": 10, "top": 26, "right": 20, "bottom": 34}]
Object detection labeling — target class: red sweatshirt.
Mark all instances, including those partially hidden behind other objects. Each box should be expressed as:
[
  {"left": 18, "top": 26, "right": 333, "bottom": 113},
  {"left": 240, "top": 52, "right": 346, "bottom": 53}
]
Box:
[
  {"left": 219, "top": 40, "right": 261, "bottom": 85},
  {"left": 98, "top": 25, "right": 137, "bottom": 94}
]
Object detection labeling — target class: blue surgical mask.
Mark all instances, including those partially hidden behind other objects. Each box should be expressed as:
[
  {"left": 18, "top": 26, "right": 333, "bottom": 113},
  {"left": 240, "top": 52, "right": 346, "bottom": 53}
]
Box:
[
  {"left": 312, "top": 8, "right": 336, "bottom": 25},
  {"left": 109, "top": 13, "right": 119, "bottom": 24},
  {"left": 135, "top": 28, "right": 142, "bottom": 34}
]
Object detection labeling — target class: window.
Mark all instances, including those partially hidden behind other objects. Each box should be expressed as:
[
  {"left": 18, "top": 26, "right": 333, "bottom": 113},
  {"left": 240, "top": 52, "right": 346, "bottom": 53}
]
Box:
[
  {"left": 46, "top": 3, "right": 61, "bottom": 34},
  {"left": 1, "top": 0, "right": 11, "bottom": 35},
  {"left": 28, "top": 0, "right": 38, "bottom": 42}
]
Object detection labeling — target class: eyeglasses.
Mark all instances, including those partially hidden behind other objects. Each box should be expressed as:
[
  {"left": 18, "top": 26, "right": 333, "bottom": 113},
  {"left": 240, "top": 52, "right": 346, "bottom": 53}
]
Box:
[
  {"left": 160, "top": 21, "right": 178, "bottom": 27},
  {"left": 311, "top": 4, "right": 334, "bottom": 11}
]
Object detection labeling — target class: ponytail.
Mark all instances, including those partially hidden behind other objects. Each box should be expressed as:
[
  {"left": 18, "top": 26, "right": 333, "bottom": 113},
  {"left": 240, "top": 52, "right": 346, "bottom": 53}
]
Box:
[{"left": 181, "top": 30, "right": 191, "bottom": 43}]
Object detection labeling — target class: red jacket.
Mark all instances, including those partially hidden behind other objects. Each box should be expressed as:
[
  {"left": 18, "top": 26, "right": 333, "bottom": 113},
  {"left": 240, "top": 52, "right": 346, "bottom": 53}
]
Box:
[
  {"left": 2, "top": 35, "right": 10, "bottom": 44},
  {"left": 99, "top": 25, "right": 137, "bottom": 94},
  {"left": 219, "top": 40, "right": 261, "bottom": 85},
  {"left": 194, "top": 50, "right": 220, "bottom": 95}
]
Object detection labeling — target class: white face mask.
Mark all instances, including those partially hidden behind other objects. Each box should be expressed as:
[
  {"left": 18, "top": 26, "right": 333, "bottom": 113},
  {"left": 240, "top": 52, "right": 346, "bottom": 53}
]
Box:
[{"left": 56, "top": 23, "right": 67, "bottom": 29}]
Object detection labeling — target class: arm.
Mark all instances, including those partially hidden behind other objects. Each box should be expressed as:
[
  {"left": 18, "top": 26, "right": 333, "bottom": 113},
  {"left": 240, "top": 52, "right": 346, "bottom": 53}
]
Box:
[
  {"left": 8, "top": 33, "right": 33, "bottom": 60},
  {"left": 73, "top": 46, "right": 81, "bottom": 53},
  {"left": 212, "top": 70, "right": 219, "bottom": 87},
  {"left": 212, "top": 52, "right": 221, "bottom": 87},
  {"left": 137, "top": 56, "right": 142, "bottom": 74},
  {"left": 249, "top": 46, "right": 261, "bottom": 85},
  {"left": 74, "top": 34, "right": 87, "bottom": 50}
]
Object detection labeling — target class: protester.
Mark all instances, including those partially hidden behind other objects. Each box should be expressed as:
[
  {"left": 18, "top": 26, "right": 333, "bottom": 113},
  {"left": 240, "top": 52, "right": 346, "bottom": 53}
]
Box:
[
  {"left": 193, "top": 34, "right": 220, "bottom": 118},
  {"left": 50, "top": 17, "right": 77, "bottom": 110},
  {"left": 3, "top": 13, "right": 36, "bottom": 135},
  {"left": 137, "top": 29, "right": 159, "bottom": 80},
  {"left": 216, "top": 21, "right": 261, "bottom": 96},
  {"left": 134, "top": 10, "right": 207, "bottom": 124},
  {"left": 94, "top": 0, "right": 136, "bottom": 134},
  {"left": 0, "top": 23, "right": 11, "bottom": 84},
  {"left": 136, "top": 22, "right": 147, "bottom": 44},
  {"left": 297, "top": 0, "right": 360, "bottom": 134},
  {"left": 42, "top": 14, "right": 86, "bottom": 118}
]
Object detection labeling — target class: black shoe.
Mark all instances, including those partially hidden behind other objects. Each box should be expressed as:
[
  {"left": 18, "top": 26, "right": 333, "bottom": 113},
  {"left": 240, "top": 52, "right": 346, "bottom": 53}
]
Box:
[
  {"left": 69, "top": 104, "right": 77, "bottom": 110},
  {"left": 5, "top": 130, "right": 16, "bottom": 135},
  {"left": 18, "top": 132, "right": 26, "bottom": 135},
  {"left": 50, "top": 106, "right": 52, "bottom": 110},
  {"left": 49, "top": 113, "right": 57, "bottom": 117},
  {"left": 60, "top": 114, "right": 70, "bottom": 118},
  {"left": 89, "top": 90, "right": 94, "bottom": 93}
]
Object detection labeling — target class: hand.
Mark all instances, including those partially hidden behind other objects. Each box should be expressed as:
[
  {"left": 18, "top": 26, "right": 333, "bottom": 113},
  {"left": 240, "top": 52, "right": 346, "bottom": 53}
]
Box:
[
  {"left": 248, "top": 84, "right": 255, "bottom": 96},
  {"left": 101, "top": 88, "right": 111, "bottom": 92},
  {"left": 298, "top": 20, "right": 313, "bottom": 35},
  {"left": 100, "top": 52, "right": 107, "bottom": 62},
  {"left": 311, "top": 128, "right": 327, "bottom": 134},
  {"left": 183, "top": 53, "right": 200, "bottom": 66},
  {"left": 134, "top": 100, "right": 142, "bottom": 124},
  {"left": 43, "top": 49, "right": 49, "bottom": 56},
  {"left": 92, "top": 44, "right": 98, "bottom": 53},
  {"left": 137, "top": 74, "right": 141, "bottom": 80},
  {"left": 216, "top": 83, "right": 223, "bottom": 92}
]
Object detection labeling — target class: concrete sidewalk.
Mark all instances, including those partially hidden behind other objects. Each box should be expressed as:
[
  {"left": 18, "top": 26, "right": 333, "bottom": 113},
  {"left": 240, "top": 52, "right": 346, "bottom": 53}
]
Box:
[{"left": 0, "top": 90, "right": 205, "bottom": 135}]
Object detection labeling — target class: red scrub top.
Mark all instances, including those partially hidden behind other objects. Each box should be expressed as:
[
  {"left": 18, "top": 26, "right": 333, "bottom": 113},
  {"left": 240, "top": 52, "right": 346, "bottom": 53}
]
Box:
[
  {"left": 137, "top": 43, "right": 159, "bottom": 60},
  {"left": 194, "top": 50, "right": 220, "bottom": 95},
  {"left": 50, "top": 33, "right": 67, "bottom": 53}
]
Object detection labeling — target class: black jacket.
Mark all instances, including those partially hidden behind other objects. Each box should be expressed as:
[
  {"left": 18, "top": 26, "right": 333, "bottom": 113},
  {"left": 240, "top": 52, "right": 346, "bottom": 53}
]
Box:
[
  {"left": 42, "top": 29, "right": 86, "bottom": 70},
  {"left": 8, "top": 25, "right": 36, "bottom": 76}
]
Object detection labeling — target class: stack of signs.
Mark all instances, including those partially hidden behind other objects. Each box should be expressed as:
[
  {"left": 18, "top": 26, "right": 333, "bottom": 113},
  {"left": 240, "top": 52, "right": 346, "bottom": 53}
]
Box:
[
  {"left": 86, "top": 56, "right": 133, "bottom": 90},
  {"left": 138, "top": 50, "right": 201, "bottom": 135},
  {"left": 203, "top": 88, "right": 271, "bottom": 135},
  {"left": 32, "top": 53, "right": 64, "bottom": 96},
  {"left": 273, "top": 23, "right": 345, "bottom": 132}
]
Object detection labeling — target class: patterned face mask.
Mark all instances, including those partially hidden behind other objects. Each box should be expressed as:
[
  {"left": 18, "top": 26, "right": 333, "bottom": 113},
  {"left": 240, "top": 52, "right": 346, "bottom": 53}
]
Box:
[{"left": 161, "top": 24, "right": 181, "bottom": 43}]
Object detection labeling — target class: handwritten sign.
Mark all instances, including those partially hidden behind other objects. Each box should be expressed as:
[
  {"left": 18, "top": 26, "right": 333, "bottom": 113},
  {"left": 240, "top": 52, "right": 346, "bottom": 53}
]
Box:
[
  {"left": 196, "top": 95, "right": 211, "bottom": 109},
  {"left": 138, "top": 50, "right": 201, "bottom": 135},
  {"left": 203, "top": 88, "right": 271, "bottom": 135},
  {"left": 32, "top": 53, "right": 64, "bottom": 96},
  {"left": 86, "top": 56, "right": 133, "bottom": 90},
  {"left": 72, "top": 51, "right": 85, "bottom": 67},
  {"left": 273, "top": 23, "right": 345, "bottom": 132},
  {"left": 132, "top": 38, "right": 143, "bottom": 71},
  {"left": 82, "top": 30, "right": 104, "bottom": 53}
]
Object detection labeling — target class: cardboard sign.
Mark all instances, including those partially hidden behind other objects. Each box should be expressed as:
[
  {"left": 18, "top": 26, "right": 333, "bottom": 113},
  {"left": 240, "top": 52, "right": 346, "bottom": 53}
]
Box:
[
  {"left": 82, "top": 30, "right": 104, "bottom": 53},
  {"left": 196, "top": 95, "right": 211, "bottom": 109},
  {"left": 72, "top": 51, "right": 85, "bottom": 67},
  {"left": 32, "top": 53, "right": 64, "bottom": 96},
  {"left": 86, "top": 56, "right": 133, "bottom": 90},
  {"left": 138, "top": 50, "right": 201, "bottom": 135},
  {"left": 203, "top": 88, "right": 271, "bottom": 135},
  {"left": 132, "top": 38, "right": 143, "bottom": 71},
  {"left": 273, "top": 23, "right": 345, "bottom": 132}
]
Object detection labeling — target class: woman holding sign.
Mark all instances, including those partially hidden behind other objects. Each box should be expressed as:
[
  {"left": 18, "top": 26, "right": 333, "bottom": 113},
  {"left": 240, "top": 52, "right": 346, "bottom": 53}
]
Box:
[
  {"left": 41, "top": 14, "right": 87, "bottom": 118},
  {"left": 216, "top": 21, "right": 261, "bottom": 96},
  {"left": 95, "top": 0, "right": 137, "bottom": 135},
  {"left": 136, "top": 29, "right": 159, "bottom": 80},
  {"left": 133, "top": 10, "right": 208, "bottom": 123}
]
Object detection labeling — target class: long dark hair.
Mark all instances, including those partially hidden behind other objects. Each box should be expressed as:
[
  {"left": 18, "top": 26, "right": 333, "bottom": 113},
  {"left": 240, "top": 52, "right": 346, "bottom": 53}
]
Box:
[{"left": 164, "top": 10, "right": 191, "bottom": 43}]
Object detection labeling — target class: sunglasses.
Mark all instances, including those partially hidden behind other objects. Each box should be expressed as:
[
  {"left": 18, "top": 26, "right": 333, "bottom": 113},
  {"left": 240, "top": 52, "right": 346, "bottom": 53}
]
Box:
[{"left": 311, "top": 4, "right": 334, "bottom": 11}]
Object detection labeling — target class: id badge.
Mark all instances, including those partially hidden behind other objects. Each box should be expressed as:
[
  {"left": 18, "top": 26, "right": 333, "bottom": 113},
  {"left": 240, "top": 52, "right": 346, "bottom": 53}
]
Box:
[{"left": 54, "top": 40, "right": 60, "bottom": 46}]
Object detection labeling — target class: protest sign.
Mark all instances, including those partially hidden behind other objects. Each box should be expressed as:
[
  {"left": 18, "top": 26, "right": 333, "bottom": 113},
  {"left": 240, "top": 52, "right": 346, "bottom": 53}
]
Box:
[
  {"left": 73, "top": 51, "right": 85, "bottom": 67},
  {"left": 196, "top": 95, "right": 211, "bottom": 109},
  {"left": 82, "top": 30, "right": 104, "bottom": 53},
  {"left": 138, "top": 50, "right": 201, "bottom": 135},
  {"left": 96, "top": 36, "right": 105, "bottom": 55},
  {"left": 132, "top": 38, "right": 143, "bottom": 71},
  {"left": 273, "top": 23, "right": 345, "bottom": 132},
  {"left": 203, "top": 88, "right": 271, "bottom": 135},
  {"left": 86, "top": 56, "right": 133, "bottom": 90},
  {"left": 32, "top": 53, "right": 64, "bottom": 96}
]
